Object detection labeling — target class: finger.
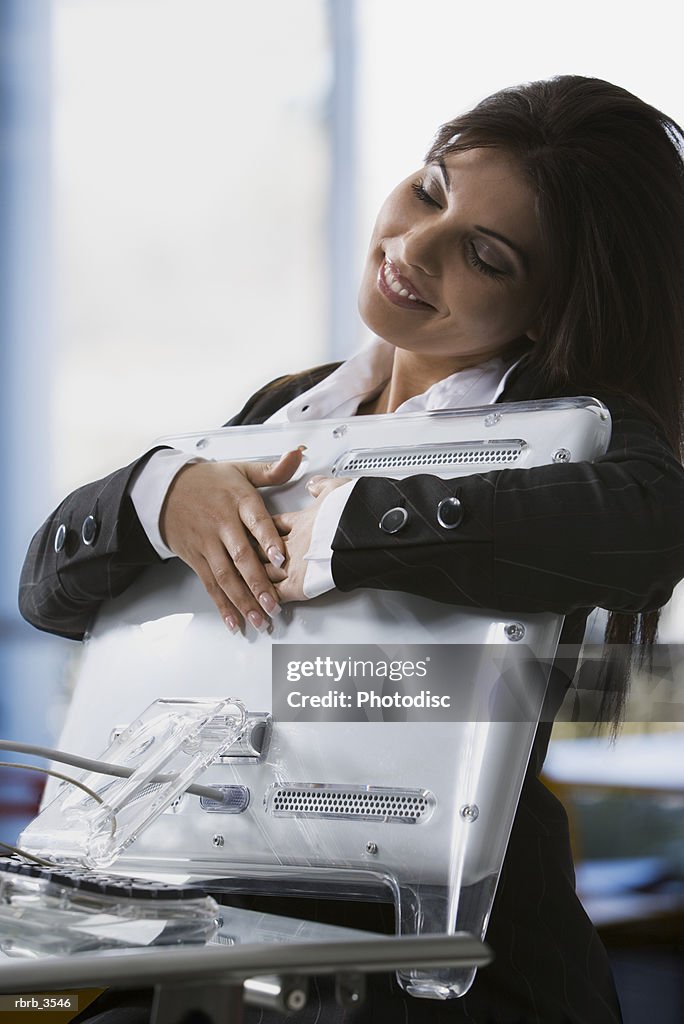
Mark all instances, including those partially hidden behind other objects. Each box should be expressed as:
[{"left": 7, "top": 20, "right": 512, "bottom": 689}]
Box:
[
  {"left": 305, "top": 475, "right": 327, "bottom": 498},
  {"left": 256, "top": 545, "right": 285, "bottom": 566},
  {"left": 236, "top": 490, "right": 288, "bottom": 568},
  {"left": 306, "top": 475, "right": 351, "bottom": 499},
  {"left": 201, "top": 546, "right": 275, "bottom": 632},
  {"left": 264, "top": 564, "right": 288, "bottom": 583},
  {"left": 241, "top": 446, "right": 307, "bottom": 488},
  {"left": 217, "top": 530, "right": 283, "bottom": 622},
  {"left": 272, "top": 512, "right": 295, "bottom": 534},
  {"left": 191, "top": 555, "right": 244, "bottom": 634},
  {"left": 273, "top": 578, "right": 295, "bottom": 604}
]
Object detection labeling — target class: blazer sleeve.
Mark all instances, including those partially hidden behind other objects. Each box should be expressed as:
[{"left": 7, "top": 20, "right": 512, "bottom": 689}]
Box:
[
  {"left": 17, "top": 368, "right": 334, "bottom": 641},
  {"left": 331, "top": 398, "right": 684, "bottom": 616},
  {"left": 18, "top": 452, "right": 165, "bottom": 640}
]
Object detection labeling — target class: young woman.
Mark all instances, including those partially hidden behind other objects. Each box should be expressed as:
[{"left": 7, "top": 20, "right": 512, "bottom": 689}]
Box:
[{"left": 20, "top": 77, "right": 684, "bottom": 1023}]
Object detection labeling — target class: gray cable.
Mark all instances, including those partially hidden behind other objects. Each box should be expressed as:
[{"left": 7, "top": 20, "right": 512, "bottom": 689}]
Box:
[
  {"left": 0, "top": 838, "right": 51, "bottom": 866},
  {"left": 0, "top": 760, "right": 114, "bottom": 866},
  {"left": 0, "top": 740, "right": 225, "bottom": 802}
]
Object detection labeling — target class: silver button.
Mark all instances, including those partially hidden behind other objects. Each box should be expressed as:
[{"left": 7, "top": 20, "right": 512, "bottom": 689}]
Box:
[
  {"left": 436, "top": 497, "right": 464, "bottom": 530},
  {"left": 552, "top": 448, "right": 571, "bottom": 463},
  {"left": 54, "top": 524, "right": 67, "bottom": 553},
  {"left": 379, "top": 507, "right": 408, "bottom": 534},
  {"left": 504, "top": 623, "right": 526, "bottom": 642},
  {"left": 81, "top": 514, "right": 98, "bottom": 546}
]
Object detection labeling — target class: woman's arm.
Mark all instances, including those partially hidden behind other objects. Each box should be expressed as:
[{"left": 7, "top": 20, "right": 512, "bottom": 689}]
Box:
[
  {"left": 18, "top": 451, "right": 303, "bottom": 640},
  {"left": 17, "top": 369, "right": 333, "bottom": 641},
  {"left": 18, "top": 454, "right": 163, "bottom": 640},
  {"left": 330, "top": 399, "right": 684, "bottom": 615},
  {"left": 17, "top": 378, "right": 287, "bottom": 641}
]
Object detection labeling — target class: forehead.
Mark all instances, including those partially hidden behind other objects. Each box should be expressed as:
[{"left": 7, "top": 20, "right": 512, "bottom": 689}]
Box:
[{"left": 436, "top": 147, "right": 540, "bottom": 251}]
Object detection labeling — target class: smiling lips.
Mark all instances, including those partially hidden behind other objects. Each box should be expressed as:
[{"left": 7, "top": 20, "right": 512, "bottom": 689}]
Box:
[{"left": 378, "top": 258, "right": 434, "bottom": 310}]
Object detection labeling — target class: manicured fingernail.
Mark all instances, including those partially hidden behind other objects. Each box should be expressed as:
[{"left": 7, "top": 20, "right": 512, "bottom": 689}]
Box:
[
  {"left": 224, "top": 615, "right": 239, "bottom": 634},
  {"left": 267, "top": 545, "right": 285, "bottom": 568},
  {"left": 259, "top": 592, "right": 281, "bottom": 616},
  {"left": 280, "top": 445, "right": 306, "bottom": 461},
  {"left": 306, "top": 475, "right": 325, "bottom": 492},
  {"left": 247, "top": 610, "right": 268, "bottom": 632}
]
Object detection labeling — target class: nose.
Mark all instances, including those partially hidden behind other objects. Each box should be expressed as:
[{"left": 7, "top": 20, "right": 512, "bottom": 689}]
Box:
[{"left": 398, "top": 218, "right": 447, "bottom": 277}]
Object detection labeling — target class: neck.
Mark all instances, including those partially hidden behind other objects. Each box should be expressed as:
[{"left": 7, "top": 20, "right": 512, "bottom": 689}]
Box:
[{"left": 373, "top": 349, "right": 495, "bottom": 414}]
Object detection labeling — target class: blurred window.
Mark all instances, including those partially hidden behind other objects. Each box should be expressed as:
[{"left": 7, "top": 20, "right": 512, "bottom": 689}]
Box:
[{"left": 53, "top": 0, "right": 333, "bottom": 493}]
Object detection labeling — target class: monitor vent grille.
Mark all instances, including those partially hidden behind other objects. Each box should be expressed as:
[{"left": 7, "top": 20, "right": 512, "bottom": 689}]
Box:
[
  {"left": 267, "top": 785, "right": 434, "bottom": 824},
  {"left": 337, "top": 441, "right": 523, "bottom": 476}
]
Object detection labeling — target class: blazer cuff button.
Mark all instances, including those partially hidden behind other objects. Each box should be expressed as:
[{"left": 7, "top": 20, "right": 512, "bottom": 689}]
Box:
[
  {"left": 54, "top": 524, "right": 67, "bottom": 553},
  {"left": 379, "top": 507, "right": 409, "bottom": 534},
  {"left": 436, "top": 496, "right": 464, "bottom": 529},
  {"left": 81, "top": 514, "right": 99, "bottom": 546}
]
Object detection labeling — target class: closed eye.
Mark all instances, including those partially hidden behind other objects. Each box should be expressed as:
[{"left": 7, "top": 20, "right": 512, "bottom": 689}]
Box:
[
  {"left": 411, "top": 180, "right": 442, "bottom": 208},
  {"left": 412, "top": 178, "right": 511, "bottom": 281},
  {"left": 467, "top": 242, "right": 508, "bottom": 281}
]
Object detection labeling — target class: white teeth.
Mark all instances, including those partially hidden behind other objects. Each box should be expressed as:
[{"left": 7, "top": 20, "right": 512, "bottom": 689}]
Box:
[{"left": 384, "top": 260, "right": 423, "bottom": 303}]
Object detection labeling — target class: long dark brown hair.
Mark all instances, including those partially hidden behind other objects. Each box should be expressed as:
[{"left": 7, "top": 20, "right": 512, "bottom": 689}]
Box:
[{"left": 427, "top": 76, "right": 684, "bottom": 725}]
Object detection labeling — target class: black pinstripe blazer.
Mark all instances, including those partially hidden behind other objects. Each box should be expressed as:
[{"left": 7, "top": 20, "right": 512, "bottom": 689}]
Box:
[
  {"left": 17, "top": 356, "right": 684, "bottom": 1023},
  {"left": 19, "top": 356, "right": 684, "bottom": 641}
]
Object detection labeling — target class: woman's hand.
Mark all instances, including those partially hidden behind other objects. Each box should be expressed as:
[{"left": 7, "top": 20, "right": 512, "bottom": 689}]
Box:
[
  {"left": 265, "top": 475, "right": 351, "bottom": 603},
  {"left": 159, "top": 449, "right": 305, "bottom": 632}
]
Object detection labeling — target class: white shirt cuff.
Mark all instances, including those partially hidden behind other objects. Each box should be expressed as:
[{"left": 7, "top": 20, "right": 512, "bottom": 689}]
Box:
[
  {"left": 129, "top": 449, "right": 204, "bottom": 559},
  {"left": 302, "top": 479, "right": 358, "bottom": 599}
]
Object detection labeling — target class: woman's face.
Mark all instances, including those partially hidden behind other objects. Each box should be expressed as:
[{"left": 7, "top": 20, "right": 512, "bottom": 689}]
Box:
[{"left": 358, "top": 147, "right": 545, "bottom": 366}]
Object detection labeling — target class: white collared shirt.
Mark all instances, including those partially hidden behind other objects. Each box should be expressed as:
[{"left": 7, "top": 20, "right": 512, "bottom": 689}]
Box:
[{"left": 130, "top": 337, "right": 521, "bottom": 595}]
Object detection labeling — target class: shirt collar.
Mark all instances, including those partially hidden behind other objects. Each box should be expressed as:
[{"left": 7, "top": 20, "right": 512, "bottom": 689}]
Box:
[{"left": 267, "top": 336, "right": 522, "bottom": 423}]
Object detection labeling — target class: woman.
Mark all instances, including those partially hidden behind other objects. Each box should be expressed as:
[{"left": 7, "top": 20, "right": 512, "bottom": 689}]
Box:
[{"left": 19, "top": 77, "right": 684, "bottom": 1023}]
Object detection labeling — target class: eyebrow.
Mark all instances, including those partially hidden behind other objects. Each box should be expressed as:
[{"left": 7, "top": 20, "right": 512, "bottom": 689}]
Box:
[{"left": 436, "top": 159, "right": 531, "bottom": 272}]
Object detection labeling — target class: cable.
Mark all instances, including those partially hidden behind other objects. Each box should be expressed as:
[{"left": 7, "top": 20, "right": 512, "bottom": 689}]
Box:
[
  {"left": 0, "top": 839, "right": 52, "bottom": 866},
  {"left": 0, "top": 740, "right": 225, "bottom": 802},
  {"left": 0, "top": 761, "right": 111, "bottom": 816},
  {"left": 0, "top": 761, "right": 115, "bottom": 866}
]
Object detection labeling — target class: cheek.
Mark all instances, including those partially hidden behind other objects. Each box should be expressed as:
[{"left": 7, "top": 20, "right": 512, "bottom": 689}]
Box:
[
  {"left": 357, "top": 272, "right": 386, "bottom": 334},
  {"left": 446, "top": 278, "right": 535, "bottom": 338},
  {"left": 357, "top": 258, "right": 383, "bottom": 330},
  {"left": 444, "top": 276, "right": 500, "bottom": 326}
]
